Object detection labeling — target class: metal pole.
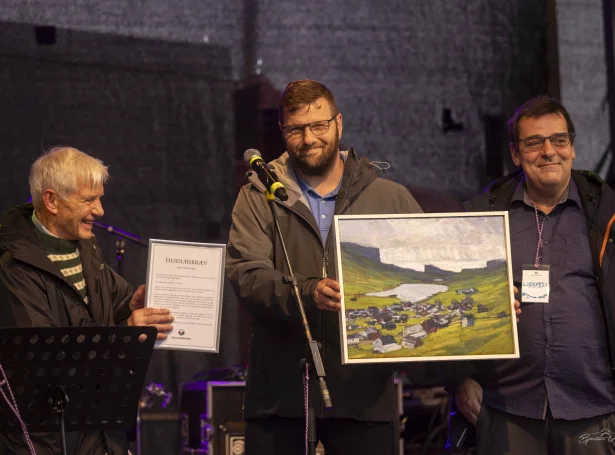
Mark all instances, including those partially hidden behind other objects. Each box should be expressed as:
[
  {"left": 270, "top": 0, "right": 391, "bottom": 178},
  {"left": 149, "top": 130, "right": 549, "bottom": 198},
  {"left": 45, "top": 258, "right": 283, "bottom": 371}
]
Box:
[{"left": 602, "top": 0, "right": 615, "bottom": 185}]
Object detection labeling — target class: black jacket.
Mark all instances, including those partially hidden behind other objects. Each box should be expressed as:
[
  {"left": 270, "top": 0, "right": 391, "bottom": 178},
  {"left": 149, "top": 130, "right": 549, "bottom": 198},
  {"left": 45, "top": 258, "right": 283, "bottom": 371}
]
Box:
[
  {"left": 0, "top": 204, "right": 134, "bottom": 455},
  {"left": 446, "top": 170, "right": 615, "bottom": 451},
  {"left": 226, "top": 149, "right": 423, "bottom": 421}
]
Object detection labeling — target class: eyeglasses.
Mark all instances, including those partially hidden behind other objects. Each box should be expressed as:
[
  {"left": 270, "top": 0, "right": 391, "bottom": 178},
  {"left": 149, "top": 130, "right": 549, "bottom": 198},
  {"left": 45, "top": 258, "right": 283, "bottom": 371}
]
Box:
[
  {"left": 518, "top": 132, "right": 575, "bottom": 152},
  {"left": 282, "top": 114, "right": 338, "bottom": 139}
]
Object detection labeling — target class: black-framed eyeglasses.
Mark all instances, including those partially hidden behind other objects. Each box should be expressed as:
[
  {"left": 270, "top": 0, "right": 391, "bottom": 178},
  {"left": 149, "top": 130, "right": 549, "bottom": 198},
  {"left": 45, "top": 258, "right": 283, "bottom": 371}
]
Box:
[
  {"left": 518, "top": 132, "right": 576, "bottom": 152},
  {"left": 282, "top": 114, "right": 339, "bottom": 139}
]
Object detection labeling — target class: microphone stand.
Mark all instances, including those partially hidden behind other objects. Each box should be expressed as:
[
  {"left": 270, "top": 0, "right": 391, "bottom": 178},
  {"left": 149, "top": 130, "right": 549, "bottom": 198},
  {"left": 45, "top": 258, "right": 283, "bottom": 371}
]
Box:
[
  {"left": 264, "top": 189, "right": 332, "bottom": 455},
  {"left": 92, "top": 221, "right": 148, "bottom": 277}
]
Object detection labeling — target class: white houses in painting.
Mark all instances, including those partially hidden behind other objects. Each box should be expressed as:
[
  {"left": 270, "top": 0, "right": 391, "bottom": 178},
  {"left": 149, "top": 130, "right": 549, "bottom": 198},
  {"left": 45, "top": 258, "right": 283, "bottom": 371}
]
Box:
[
  {"left": 402, "top": 324, "right": 428, "bottom": 339},
  {"left": 372, "top": 335, "right": 401, "bottom": 353}
]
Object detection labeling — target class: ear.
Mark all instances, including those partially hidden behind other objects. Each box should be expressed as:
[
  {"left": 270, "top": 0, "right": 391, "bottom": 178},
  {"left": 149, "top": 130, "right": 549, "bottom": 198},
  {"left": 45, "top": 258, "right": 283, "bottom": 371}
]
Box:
[
  {"left": 571, "top": 144, "right": 576, "bottom": 160},
  {"left": 42, "top": 189, "right": 59, "bottom": 215},
  {"left": 278, "top": 107, "right": 288, "bottom": 133},
  {"left": 510, "top": 143, "right": 521, "bottom": 167},
  {"left": 336, "top": 112, "right": 343, "bottom": 139}
]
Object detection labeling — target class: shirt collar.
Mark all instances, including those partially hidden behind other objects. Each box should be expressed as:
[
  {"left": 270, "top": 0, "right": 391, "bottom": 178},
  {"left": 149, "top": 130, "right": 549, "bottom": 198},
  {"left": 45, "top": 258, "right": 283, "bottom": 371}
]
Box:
[
  {"left": 509, "top": 175, "right": 581, "bottom": 209},
  {"left": 32, "top": 211, "right": 59, "bottom": 238}
]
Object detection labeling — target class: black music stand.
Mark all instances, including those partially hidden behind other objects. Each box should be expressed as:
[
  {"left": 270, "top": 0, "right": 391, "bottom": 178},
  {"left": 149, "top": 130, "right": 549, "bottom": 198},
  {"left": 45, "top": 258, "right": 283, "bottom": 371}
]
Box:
[{"left": 0, "top": 326, "right": 157, "bottom": 455}]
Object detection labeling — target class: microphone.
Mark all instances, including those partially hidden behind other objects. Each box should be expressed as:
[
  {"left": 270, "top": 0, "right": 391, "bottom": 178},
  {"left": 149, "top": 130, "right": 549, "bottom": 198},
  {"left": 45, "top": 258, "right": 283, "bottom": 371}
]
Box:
[{"left": 243, "top": 149, "right": 288, "bottom": 201}]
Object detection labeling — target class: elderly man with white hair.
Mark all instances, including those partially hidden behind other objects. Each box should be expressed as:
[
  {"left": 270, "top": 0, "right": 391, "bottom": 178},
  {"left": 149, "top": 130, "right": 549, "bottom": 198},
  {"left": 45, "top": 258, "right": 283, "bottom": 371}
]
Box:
[{"left": 0, "top": 146, "right": 173, "bottom": 455}]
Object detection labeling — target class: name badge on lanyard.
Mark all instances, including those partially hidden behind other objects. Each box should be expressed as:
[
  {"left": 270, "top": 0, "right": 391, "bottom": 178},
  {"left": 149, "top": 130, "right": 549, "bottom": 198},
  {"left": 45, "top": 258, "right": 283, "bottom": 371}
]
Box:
[
  {"left": 522, "top": 206, "right": 551, "bottom": 303},
  {"left": 522, "top": 264, "right": 550, "bottom": 303}
]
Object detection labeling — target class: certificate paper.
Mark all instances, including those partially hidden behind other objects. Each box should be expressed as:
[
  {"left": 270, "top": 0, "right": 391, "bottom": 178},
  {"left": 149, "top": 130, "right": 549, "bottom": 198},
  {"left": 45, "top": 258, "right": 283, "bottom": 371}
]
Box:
[{"left": 145, "top": 239, "right": 225, "bottom": 352}]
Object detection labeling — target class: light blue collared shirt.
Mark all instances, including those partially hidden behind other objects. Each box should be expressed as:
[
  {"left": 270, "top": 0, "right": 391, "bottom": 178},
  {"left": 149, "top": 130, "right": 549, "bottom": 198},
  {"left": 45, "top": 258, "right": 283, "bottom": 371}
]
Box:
[{"left": 295, "top": 154, "right": 345, "bottom": 244}]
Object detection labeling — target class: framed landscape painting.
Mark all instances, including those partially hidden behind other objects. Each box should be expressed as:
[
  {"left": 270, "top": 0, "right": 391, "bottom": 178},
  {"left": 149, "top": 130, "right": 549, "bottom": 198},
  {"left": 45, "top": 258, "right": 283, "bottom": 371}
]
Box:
[{"left": 333, "top": 212, "right": 519, "bottom": 364}]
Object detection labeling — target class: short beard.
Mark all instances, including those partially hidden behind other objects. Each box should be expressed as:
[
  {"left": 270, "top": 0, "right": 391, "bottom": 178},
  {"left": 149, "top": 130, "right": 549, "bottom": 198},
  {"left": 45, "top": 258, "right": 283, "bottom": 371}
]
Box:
[{"left": 289, "top": 131, "right": 340, "bottom": 177}]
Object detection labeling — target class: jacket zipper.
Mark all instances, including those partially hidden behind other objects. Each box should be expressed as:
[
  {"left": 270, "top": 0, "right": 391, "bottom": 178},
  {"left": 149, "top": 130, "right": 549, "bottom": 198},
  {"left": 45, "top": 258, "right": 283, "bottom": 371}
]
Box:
[
  {"left": 320, "top": 250, "right": 328, "bottom": 418},
  {"left": 322, "top": 252, "right": 328, "bottom": 279},
  {"left": 318, "top": 156, "right": 355, "bottom": 417},
  {"left": 271, "top": 199, "right": 327, "bottom": 416}
]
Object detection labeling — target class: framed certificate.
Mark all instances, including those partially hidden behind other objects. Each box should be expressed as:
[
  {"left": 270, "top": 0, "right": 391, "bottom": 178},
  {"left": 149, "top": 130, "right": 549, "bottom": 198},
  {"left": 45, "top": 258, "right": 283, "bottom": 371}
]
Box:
[
  {"left": 145, "top": 239, "right": 226, "bottom": 352},
  {"left": 333, "top": 212, "right": 519, "bottom": 364}
]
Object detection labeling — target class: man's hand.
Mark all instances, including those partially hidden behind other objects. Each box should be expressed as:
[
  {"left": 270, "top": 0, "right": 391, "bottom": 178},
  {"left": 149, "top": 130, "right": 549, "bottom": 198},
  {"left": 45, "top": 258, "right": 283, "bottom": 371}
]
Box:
[
  {"left": 128, "top": 307, "right": 174, "bottom": 340},
  {"left": 455, "top": 377, "right": 483, "bottom": 425},
  {"left": 313, "top": 278, "right": 342, "bottom": 312},
  {"left": 514, "top": 285, "right": 521, "bottom": 322},
  {"left": 127, "top": 284, "right": 173, "bottom": 340},
  {"left": 129, "top": 284, "right": 146, "bottom": 312}
]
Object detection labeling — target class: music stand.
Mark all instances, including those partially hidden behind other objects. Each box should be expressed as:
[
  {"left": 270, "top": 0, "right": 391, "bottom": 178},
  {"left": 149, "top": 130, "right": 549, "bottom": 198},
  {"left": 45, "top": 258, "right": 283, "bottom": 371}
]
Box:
[{"left": 0, "top": 326, "right": 157, "bottom": 455}]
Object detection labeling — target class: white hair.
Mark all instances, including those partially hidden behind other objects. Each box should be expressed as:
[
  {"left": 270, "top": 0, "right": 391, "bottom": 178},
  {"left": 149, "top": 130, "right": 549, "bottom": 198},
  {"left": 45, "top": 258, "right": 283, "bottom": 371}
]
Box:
[{"left": 29, "top": 147, "right": 109, "bottom": 210}]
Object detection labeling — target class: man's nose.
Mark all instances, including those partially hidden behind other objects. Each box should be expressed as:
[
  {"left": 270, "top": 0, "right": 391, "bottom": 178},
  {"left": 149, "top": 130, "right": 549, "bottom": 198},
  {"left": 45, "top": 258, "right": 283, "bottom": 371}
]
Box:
[
  {"left": 91, "top": 200, "right": 104, "bottom": 217},
  {"left": 541, "top": 139, "right": 556, "bottom": 158}
]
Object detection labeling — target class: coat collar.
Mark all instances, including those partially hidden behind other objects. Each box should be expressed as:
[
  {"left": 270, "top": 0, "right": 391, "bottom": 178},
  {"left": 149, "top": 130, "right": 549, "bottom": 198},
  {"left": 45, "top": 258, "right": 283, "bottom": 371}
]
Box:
[{"left": 0, "top": 203, "right": 104, "bottom": 299}]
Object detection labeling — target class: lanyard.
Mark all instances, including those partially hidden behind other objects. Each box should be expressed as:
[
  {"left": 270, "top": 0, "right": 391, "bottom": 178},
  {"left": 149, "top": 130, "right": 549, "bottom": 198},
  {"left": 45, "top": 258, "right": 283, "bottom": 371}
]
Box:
[{"left": 534, "top": 206, "right": 547, "bottom": 268}]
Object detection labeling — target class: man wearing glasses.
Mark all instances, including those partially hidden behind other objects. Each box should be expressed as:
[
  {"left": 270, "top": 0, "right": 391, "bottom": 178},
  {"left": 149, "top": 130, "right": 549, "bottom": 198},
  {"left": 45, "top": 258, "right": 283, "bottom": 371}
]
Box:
[
  {"left": 226, "top": 79, "right": 422, "bottom": 454},
  {"left": 448, "top": 96, "right": 615, "bottom": 454}
]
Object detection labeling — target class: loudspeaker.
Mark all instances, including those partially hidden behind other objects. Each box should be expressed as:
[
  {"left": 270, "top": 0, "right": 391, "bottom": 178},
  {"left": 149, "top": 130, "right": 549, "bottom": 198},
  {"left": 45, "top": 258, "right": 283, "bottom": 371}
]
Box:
[
  {"left": 134, "top": 411, "right": 187, "bottom": 455},
  {"left": 181, "top": 379, "right": 405, "bottom": 455},
  {"left": 180, "top": 381, "right": 246, "bottom": 455},
  {"left": 207, "top": 382, "right": 246, "bottom": 455},
  {"left": 179, "top": 381, "right": 208, "bottom": 450}
]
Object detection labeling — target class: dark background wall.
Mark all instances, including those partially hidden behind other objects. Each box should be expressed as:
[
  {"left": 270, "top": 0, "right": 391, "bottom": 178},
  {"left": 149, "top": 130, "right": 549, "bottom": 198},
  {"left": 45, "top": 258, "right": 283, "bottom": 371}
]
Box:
[
  {"left": 556, "top": 0, "right": 611, "bottom": 174},
  {"left": 254, "top": 0, "right": 549, "bottom": 197},
  {"left": 0, "top": 0, "right": 573, "bottom": 452},
  {"left": 0, "top": 0, "right": 552, "bottom": 199},
  {"left": 0, "top": 21, "right": 239, "bottom": 455}
]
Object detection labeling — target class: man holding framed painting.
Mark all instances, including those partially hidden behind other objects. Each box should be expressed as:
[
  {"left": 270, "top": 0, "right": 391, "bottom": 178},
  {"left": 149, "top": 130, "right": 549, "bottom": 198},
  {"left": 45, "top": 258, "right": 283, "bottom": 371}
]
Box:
[
  {"left": 449, "top": 96, "right": 615, "bottom": 455},
  {"left": 226, "top": 79, "right": 423, "bottom": 455}
]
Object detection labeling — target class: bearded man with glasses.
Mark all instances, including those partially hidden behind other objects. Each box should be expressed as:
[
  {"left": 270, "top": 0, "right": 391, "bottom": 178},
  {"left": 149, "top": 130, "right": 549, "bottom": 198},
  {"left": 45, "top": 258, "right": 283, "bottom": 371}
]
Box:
[
  {"left": 446, "top": 95, "right": 615, "bottom": 455},
  {"left": 226, "top": 79, "right": 423, "bottom": 455}
]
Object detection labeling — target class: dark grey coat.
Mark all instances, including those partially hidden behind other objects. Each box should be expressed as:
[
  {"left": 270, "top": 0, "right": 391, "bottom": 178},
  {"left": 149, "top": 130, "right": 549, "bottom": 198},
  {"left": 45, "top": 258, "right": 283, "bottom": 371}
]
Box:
[
  {"left": 0, "top": 204, "right": 133, "bottom": 455},
  {"left": 226, "top": 149, "right": 423, "bottom": 421}
]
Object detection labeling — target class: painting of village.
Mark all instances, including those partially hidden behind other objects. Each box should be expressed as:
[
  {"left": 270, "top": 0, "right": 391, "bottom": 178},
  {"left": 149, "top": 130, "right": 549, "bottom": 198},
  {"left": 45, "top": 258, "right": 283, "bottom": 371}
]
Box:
[{"left": 334, "top": 213, "right": 519, "bottom": 363}]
